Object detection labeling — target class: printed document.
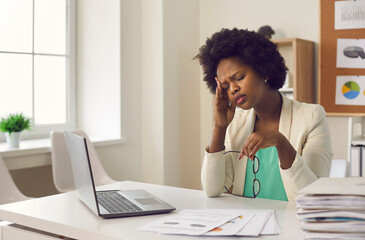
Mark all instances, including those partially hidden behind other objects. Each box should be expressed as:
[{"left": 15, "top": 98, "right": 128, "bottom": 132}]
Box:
[
  {"left": 138, "top": 209, "right": 279, "bottom": 236},
  {"left": 138, "top": 209, "right": 243, "bottom": 235}
]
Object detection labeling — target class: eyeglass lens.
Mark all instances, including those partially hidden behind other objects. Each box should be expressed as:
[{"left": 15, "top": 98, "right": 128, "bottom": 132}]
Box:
[
  {"left": 252, "top": 156, "right": 260, "bottom": 198},
  {"left": 253, "top": 156, "right": 259, "bottom": 174}
]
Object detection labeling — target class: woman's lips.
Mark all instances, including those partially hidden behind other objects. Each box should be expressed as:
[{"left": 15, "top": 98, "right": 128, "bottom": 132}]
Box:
[{"left": 235, "top": 95, "right": 247, "bottom": 104}]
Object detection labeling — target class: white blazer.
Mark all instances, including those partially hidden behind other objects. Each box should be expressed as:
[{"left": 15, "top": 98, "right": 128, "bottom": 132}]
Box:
[{"left": 201, "top": 94, "right": 333, "bottom": 202}]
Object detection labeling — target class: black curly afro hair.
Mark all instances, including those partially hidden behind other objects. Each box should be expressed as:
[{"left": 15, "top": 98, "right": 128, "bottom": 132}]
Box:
[{"left": 195, "top": 28, "right": 288, "bottom": 94}]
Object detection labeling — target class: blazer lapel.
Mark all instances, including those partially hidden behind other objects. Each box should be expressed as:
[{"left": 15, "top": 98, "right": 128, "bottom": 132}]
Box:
[
  {"left": 279, "top": 93, "right": 292, "bottom": 140},
  {"left": 232, "top": 108, "right": 256, "bottom": 195}
]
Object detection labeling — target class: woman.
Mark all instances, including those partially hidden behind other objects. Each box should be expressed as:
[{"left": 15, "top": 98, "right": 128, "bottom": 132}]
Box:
[{"left": 195, "top": 28, "right": 333, "bottom": 202}]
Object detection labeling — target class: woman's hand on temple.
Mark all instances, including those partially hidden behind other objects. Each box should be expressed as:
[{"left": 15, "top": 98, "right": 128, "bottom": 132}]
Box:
[{"left": 214, "top": 78, "right": 236, "bottom": 129}]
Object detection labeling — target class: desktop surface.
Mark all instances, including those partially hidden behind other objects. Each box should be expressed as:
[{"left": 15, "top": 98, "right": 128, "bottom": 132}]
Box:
[{"left": 0, "top": 181, "right": 303, "bottom": 240}]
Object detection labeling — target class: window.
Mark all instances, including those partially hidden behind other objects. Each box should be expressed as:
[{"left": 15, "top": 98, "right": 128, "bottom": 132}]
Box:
[{"left": 0, "top": 0, "right": 76, "bottom": 140}]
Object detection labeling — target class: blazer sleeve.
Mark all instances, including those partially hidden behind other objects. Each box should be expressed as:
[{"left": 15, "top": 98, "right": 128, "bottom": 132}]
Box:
[
  {"left": 201, "top": 145, "right": 235, "bottom": 197},
  {"left": 280, "top": 105, "right": 333, "bottom": 193}
]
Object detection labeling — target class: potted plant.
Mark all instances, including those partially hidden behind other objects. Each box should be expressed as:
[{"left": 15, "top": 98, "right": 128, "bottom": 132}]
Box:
[{"left": 0, "top": 113, "right": 31, "bottom": 148}]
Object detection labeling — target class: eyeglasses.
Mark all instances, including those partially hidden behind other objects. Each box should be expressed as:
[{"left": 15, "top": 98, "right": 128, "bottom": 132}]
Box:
[{"left": 223, "top": 151, "right": 261, "bottom": 198}]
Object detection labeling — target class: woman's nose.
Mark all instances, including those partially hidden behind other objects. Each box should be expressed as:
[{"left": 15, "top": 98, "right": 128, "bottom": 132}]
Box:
[{"left": 230, "top": 82, "right": 239, "bottom": 94}]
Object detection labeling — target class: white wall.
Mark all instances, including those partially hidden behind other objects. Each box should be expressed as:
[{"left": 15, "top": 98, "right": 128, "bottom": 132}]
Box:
[
  {"left": 76, "top": 0, "right": 144, "bottom": 182},
  {"left": 76, "top": 0, "right": 202, "bottom": 189},
  {"left": 140, "top": 0, "right": 164, "bottom": 184},
  {"left": 118, "top": 0, "right": 144, "bottom": 181},
  {"left": 327, "top": 117, "right": 349, "bottom": 160},
  {"left": 84, "top": 0, "right": 201, "bottom": 189},
  {"left": 199, "top": 0, "right": 319, "bottom": 42},
  {"left": 139, "top": 0, "right": 201, "bottom": 188},
  {"left": 77, "top": 0, "right": 121, "bottom": 140},
  {"left": 162, "top": 0, "right": 200, "bottom": 188}
]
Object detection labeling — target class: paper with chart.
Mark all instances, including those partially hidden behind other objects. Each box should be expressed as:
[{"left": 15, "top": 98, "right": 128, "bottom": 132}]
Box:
[
  {"left": 203, "top": 210, "right": 254, "bottom": 236},
  {"left": 138, "top": 209, "right": 280, "bottom": 236},
  {"left": 336, "top": 76, "right": 365, "bottom": 106},
  {"left": 337, "top": 39, "right": 365, "bottom": 69},
  {"left": 236, "top": 210, "right": 271, "bottom": 236},
  {"left": 137, "top": 209, "right": 243, "bottom": 235},
  {"left": 335, "top": 0, "right": 365, "bottom": 30},
  {"left": 204, "top": 210, "right": 280, "bottom": 236}
]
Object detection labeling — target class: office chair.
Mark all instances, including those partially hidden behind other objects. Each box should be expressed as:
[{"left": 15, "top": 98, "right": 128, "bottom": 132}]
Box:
[
  {"left": 50, "top": 130, "right": 115, "bottom": 192},
  {"left": 329, "top": 159, "right": 348, "bottom": 178},
  {"left": 0, "top": 154, "right": 30, "bottom": 205}
]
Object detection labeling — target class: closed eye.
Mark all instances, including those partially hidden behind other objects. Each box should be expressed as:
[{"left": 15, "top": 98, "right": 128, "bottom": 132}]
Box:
[{"left": 236, "top": 75, "right": 245, "bottom": 81}]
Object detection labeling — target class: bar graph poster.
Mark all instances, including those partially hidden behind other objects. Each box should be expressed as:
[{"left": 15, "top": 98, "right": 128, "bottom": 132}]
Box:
[
  {"left": 335, "top": 0, "right": 365, "bottom": 30},
  {"left": 336, "top": 76, "right": 365, "bottom": 105}
]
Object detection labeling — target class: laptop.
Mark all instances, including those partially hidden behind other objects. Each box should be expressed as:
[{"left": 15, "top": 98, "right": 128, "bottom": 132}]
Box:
[{"left": 64, "top": 131, "right": 175, "bottom": 218}]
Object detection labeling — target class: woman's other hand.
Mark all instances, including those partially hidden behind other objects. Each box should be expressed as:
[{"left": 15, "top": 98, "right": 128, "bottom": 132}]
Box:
[
  {"left": 239, "top": 131, "right": 296, "bottom": 169},
  {"left": 240, "top": 131, "right": 282, "bottom": 160}
]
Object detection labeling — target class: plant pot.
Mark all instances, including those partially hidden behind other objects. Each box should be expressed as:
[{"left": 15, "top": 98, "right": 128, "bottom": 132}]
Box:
[{"left": 5, "top": 132, "right": 22, "bottom": 149}]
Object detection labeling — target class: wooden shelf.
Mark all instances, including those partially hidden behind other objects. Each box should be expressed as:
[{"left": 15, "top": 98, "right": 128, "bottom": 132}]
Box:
[{"left": 272, "top": 38, "right": 315, "bottom": 103}]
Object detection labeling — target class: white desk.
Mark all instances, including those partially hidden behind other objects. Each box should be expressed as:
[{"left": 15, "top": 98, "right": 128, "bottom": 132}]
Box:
[{"left": 0, "top": 181, "right": 303, "bottom": 240}]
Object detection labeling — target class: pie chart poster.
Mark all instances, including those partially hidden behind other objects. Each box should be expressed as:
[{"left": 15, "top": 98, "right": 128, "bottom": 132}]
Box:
[
  {"left": 336, "top": 76, "right": 365, "bottom": 106},
  {"left": 337, "top": 39, "right": 365, "bottom": 69}
]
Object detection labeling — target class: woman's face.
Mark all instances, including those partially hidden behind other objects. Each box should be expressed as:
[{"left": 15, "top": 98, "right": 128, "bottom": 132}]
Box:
[{"left": 216, "top": 57, "right": 268, "bottom": 110}]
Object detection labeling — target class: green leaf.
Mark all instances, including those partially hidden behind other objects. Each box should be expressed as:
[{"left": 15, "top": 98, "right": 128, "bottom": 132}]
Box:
[{"left": 0, "top": 113, "right": 32, "bottom": 134}]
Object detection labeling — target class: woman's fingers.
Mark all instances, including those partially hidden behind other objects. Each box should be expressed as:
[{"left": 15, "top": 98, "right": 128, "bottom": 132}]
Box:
[
  {"left": 240, "top": 135, "right": 252, "bottom": 160},
  {"left": 214, "top": 77, "right": 236, "bottom": 127},
  {"left": 215, "top": 77, "right": 229, "bottom": 100},
  {"left": 239, "top": 131, "right": 280, "bottom": 160},
  {"left": 215, "top": 77, "right": 222, "bottom": 93},
  {"left": 215, "top": 78, "right": 229, "bottom": 108},
  {"left": 215, "top": 78, "right": 221, "bottom": 99},
  {"left": 214, "top": 79, "right": 223, "bottom": 108},
  {"left": 240, "top": 133, "right": 263, "bottom": 160},
  {"left": 248, "top": 138, "right": 262, "bottom": 159},
  {"left": 246, "top": 136, "right": 261, "bottom": 159}
]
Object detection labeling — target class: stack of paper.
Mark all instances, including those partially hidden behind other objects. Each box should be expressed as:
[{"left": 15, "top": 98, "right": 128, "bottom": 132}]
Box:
[
  {"left": 296, "top": 177, "right": 365, "bottom": 240},
  {"left": 138, "top": 209, "right": 280, "bottom": 237}
]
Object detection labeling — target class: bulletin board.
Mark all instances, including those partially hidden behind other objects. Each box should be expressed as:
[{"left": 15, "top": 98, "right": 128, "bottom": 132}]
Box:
[{"left": 319, "top": 0, "right": 365, "bottom": 116}]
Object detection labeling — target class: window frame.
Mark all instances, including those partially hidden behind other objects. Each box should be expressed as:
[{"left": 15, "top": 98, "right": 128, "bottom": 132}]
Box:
[{"left": 0, "top": 0, "right": 76, "bottom": 141}]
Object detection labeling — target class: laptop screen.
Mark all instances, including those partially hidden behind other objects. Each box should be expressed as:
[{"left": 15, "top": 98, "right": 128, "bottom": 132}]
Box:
[{"left": 64, "top": 131, "right": 100, "bottom": 216}]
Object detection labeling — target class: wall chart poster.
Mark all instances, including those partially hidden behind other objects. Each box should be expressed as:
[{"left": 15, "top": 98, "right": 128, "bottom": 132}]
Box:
[
  {"left": 336, "top": 75, "right": 365, "bottom": 106},
  {"left": 337, "top": 39, "right": 365, "bottom": 69},
  {"left": 335, "top": 0, "right": 365, "bottom": 30}
]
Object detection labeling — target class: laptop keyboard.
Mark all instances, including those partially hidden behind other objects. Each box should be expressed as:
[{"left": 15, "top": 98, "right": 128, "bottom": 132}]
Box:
[{"left": 97, "top": 191, "right": 143, "bottom": 214}]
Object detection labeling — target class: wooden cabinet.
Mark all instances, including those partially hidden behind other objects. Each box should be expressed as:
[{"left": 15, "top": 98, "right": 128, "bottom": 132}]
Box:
[{"left": 272, "top": 38, "right": 315, "bottom": 103}]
